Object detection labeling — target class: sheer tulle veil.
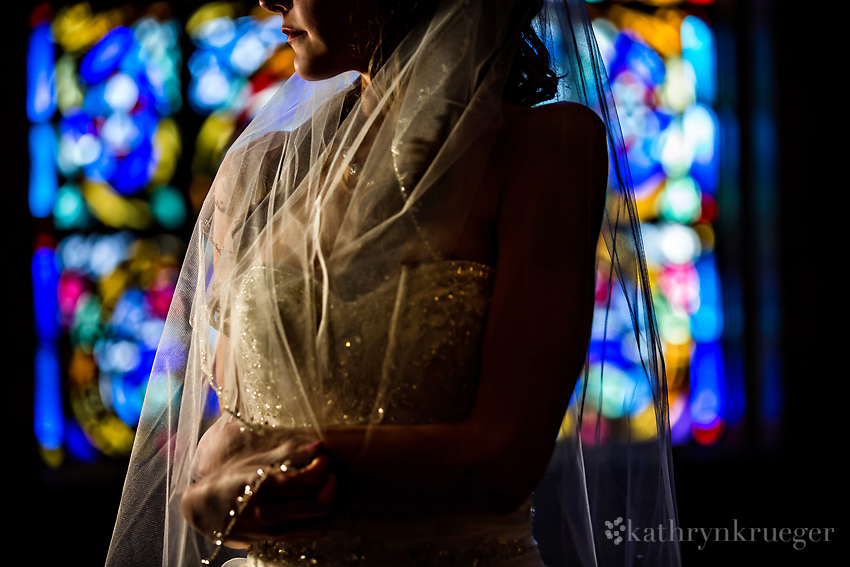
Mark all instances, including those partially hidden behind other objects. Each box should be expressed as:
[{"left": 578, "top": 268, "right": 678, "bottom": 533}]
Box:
[{"left": 105, "top": 1, "right": 680, "bottom": 566}]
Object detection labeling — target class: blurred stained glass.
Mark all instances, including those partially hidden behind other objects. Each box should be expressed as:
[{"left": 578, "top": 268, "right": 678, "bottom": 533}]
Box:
[
  {"left": 29, "top": 0, "right": 730, "bottom": 466},
  {"left": 185, "top": 2, "right": 293, "bottom": 212},
  {"left": 554, "top": 0, "right": 730, "bottom": 446},
  {"left": 27, "top": 1, "right": 296, "bottom": 466}
]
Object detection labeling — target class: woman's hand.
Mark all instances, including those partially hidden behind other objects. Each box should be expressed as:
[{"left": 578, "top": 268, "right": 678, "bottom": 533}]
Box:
[{"left": 183, "top": 431, "right": 337, "bottom": 547}]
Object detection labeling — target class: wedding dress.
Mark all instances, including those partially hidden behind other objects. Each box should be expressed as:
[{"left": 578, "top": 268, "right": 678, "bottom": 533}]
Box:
[
  {"left": 241, "top": 503, "right": 543, "bottom": 567},
  {"left": 106, "top": 1, "right": 680, "bottom": 566},
  {"left": 235, "top": 261, "right": 495, "bottom": 430},
  {"left": 230, "top": 260, "right": 545, "bottom": 567}
]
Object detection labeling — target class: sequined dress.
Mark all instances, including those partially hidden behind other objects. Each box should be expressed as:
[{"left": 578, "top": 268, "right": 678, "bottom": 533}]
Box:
[{"left": 227, "top": 260, "right": 546, "bottom": 567}]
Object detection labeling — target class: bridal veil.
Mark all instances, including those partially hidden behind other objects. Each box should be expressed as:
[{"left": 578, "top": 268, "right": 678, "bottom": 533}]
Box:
[{"left": 105, "top": 1, "right": 680, "bottom": 565}]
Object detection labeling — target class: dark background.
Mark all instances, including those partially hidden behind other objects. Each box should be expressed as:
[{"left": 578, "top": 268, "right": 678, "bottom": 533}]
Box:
[{"left": 8, "top": 0, "right": 838, "bottom": 564}]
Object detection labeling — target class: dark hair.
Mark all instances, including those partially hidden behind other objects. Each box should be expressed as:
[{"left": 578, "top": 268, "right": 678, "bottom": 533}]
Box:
[
  {"left": 504, "top": 13, "right": 561, "bottom": 106},
  {"left": 357, "top": 0, "right": 559, "bottom": 107}
]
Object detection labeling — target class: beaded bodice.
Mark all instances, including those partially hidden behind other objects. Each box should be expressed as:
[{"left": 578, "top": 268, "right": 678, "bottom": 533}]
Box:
[
  {"left": 226, "top": 260, "right": 544, "bottom": 567},
  {"left": 231, "top": 260, "right": 495, "bottom": 429}
]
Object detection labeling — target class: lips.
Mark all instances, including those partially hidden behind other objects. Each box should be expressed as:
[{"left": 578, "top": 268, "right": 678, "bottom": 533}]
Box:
[{"left": 281, "top": 27, "right": 306, "bottom": 41}]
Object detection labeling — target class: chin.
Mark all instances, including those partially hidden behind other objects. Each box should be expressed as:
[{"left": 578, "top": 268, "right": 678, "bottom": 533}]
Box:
[
  {"left": 294, "top": 62, "right": 332, "bottom": 81},
  {"left": 294, "top": 51, "right": 362, "bottom": 82}
]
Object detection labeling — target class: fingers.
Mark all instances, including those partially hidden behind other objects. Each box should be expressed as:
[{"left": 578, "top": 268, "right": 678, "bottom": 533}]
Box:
[
  {"left": 254, "top": 474, "right": 337, "bottom": 525},
  {"left": 183, "top": 439, "right": 335, "bottom": 545},
  {"left": 184, "top": 472, "right": 336, "bottom": 546},
  {"left": 182, "top": 478, "right": 235, "bottom": 537},
  {"left": 223, "top": 474, "right": 337, "bottom": 544},
  {"left": 199, "top": 426, "right": 323, "bottom": 477},
  {"left": 264, "top": 440, "right": 325, "bottom": 470},
  {"left": 261, "top": 452, "right": 328, "bottom": 496}
]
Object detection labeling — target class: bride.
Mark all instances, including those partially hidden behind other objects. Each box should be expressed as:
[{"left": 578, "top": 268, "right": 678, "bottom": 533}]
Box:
[{"left": 106, "top": 1, "right": 679, "bottom": 566}]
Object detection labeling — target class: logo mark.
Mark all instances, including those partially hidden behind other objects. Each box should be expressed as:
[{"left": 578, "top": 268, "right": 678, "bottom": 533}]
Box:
[{"left": 605, "top": 517, "right": 626, "bottom": 545}]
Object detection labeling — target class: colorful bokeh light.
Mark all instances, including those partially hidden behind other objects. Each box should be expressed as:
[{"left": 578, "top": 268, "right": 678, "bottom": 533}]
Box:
[
  {"left": 557, "top": 1, "right": 732, "bottom": 445},
  {"left": 28, "top": 1, "right": 298, "bottom": 466},
  {"left": 29, "top": 1, "right": 731, "bottom": 466}
]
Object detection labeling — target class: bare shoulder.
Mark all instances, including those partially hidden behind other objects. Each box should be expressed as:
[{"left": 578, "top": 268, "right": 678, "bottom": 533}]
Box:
[
  {"left": 501, "top": 101, "right": 607, "bottom": 154},
  {"left": 492, "top": 100, "right": 609, "bottom": 241},
  {"left": 496, "top": 101, "right": 608, "bottom": 196}
]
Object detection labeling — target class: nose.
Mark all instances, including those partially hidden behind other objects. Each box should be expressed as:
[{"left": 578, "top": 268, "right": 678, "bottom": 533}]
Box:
[{"left": 259, "top": 0, "right": 293, "bottom": 12}]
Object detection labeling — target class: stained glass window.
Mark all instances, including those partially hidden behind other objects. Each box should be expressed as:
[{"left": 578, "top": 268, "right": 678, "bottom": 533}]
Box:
[
  {"left": 183, "top": 2, "right": 294, "bottom": 212},
  {"left": 29, "top": 1, "right": 734, "bottom": 467},
  {"left": 556, "top": 0, "right": 734, "bottom": 446},
  {"left": 27, "top": 1, "right": 295, "bottom": 466}
]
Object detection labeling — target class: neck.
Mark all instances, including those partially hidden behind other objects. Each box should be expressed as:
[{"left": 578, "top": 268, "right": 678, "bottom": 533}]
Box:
[
  {"left": 355, "top": 73, "right": 384, "bottom": 118},
  {"left": 359, "top": 73, "right": 372, "bottom": 93}
]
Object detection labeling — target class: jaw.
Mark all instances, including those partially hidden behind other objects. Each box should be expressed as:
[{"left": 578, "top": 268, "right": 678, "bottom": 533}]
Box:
[{"left": 293, "top": 42, "right": 370, "bottom": 81}]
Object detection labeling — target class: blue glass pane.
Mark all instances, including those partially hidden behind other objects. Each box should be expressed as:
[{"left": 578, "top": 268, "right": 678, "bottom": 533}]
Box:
[
  {"left": 26, "top": 23, "right": 56, "bottom": 123},
  {"left": 80, "top": 26, "right": 134, "bottom": 84},
  {"left": 65, "top": 418, "right": 99, "bottom": 462},
  {"left": 82, "top": 149, "right": 118, "bottom": 183},
  {"left": 81, "top": 80, "right": 112, "bottom": 117},
  {"left": 612, "top": 32, "right": 666, "bottom": 87},
  {"left": 692, "top": 253, "right": 723, "bottom": 342},
  {"left": 111, "top": 139, "right": 153, "bottom": 195},
  {"left": 34, "top": 341, "right": 64, "bottom": 450},
  {"left": 59, "top": 110, "right": 95, "bottom": 136},
  {"left": 682, "top": 15, "right": 716, "bottom": 104},
  {"left": 32, "top": 246, "right": 61, "bottom": 340},
  {"left": 29, "top": 123, "right": 58, "bottom": 218},
  {"left": 689, "top": 341, "right": 725, "bottom": 428}
]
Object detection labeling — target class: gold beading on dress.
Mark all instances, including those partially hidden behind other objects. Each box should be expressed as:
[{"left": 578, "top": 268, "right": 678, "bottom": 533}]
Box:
[{"left": 229, "top": 261, "right": 495, "bottom": 429}]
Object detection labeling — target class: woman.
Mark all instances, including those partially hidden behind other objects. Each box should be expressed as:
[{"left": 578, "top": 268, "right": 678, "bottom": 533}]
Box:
[{"left": 106, "top": 1, "right": 679, "bottom": 566}]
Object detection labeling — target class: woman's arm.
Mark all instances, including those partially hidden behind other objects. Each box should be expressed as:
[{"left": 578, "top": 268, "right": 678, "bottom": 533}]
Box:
[{"left": 325, "top": 102, "right": 609, "bottom": 518}]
